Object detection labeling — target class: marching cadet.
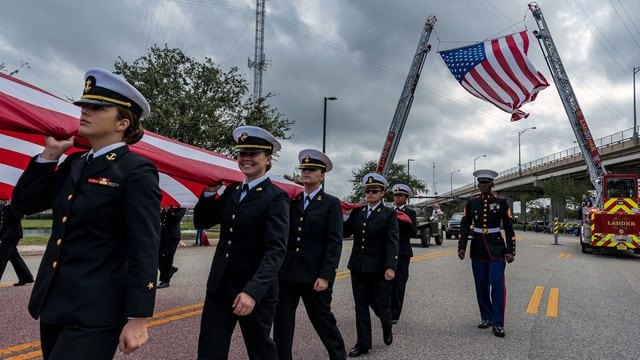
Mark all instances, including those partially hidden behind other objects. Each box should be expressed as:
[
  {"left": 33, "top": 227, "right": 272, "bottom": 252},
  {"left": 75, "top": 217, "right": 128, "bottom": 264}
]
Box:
[
  {"left": 274, "top": 149, "right": 346, "bottom": 360},
  {"left": 158, "top": 206, "right": 187, "bottom": 288},
  {"left": 12, "top": 68, "right": 161, "bottom": 359},
  {"left": 194, "top": 125, "right": 289, "bottom": 360},
  {"left": 458, "top": 169, "right": 515, "bottom": 338},
  {"left": 344, "top": 173, "right": 399, "bottom": 357},
  {"left": 0, "top": 201, "right": 34, "bottom": 286},
  {"left": 389, "top": 184, "right": 417, "bottom": 324}
]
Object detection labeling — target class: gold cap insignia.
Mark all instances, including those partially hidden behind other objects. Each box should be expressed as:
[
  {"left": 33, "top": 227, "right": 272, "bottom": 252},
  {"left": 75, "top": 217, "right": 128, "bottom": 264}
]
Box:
[
  {"left": 106, "top": 152, "right": 117, "bottom": 161},
  {"left": 367, "top": 176, "right": 373, "bottom": 183},
  {"left": 147, "top": 282, "right": 154, "bottom": 290},
  {"left": 84, "top": 77, "right": 94, "bottom": 93},
  {"left": 240, "top": 132, "right": 249, "bottom": 142},
  {"left": 256, "top": 187, "right": 263, "bottom": 192},
  {"left": 317, "top": 195, "right": 322, "bottom": 200},
  {"left": 304, "top": 156, "right": 310, "bottom": 163}
]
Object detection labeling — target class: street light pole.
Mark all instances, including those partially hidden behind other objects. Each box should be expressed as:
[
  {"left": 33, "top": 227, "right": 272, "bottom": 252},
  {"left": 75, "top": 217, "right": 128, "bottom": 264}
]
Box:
[
  {"left": 407, "top": 158, "right": 415, "bottom": 177},
  {"left": 634, "top": 67, "right": 639, "bottom": 145},
  {"left": 518, "top": 126, "right": 536, "bottom": 176},
  {"left": 473, "top": 154, "right": 486, "bottom": 187},
  {"left": 322, "top": 96, "right": 338, "bottom": 153},
  {"left": 450, "top": 169, "right": 460, "bottom": 195}
]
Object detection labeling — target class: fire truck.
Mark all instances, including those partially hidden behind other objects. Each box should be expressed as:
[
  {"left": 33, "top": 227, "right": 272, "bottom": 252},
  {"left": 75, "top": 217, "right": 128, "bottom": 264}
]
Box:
[{"left": 529, "top": 3, "right": 640, "bottom": 254}]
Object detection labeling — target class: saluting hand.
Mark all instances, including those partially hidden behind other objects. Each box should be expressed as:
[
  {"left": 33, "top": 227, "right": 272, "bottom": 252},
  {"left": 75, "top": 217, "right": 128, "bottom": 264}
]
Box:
[
  {"left": 41, "top": 135, "right": 74, "bottom": 161},
  {"left": 384, "top": 268, "right": 395, "bottom": 281},
  {"left": 313, "top": 278, "right": 329, "bottom": 292},
  {"left": 233, "top": 292, "right": 256, "bottom": 316},
  {"left": 458, "top": 249, "right": 466, "bottom": 260},
  {"left": 118, "top": 318, "right": 149, "bottom": 354}
]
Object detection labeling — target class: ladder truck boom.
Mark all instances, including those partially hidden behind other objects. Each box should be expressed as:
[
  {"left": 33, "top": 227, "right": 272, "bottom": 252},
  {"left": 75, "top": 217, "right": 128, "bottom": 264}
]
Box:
[
  {"left": 529, "top": 2, "right": 640, "bottom": 256},
  {"left": 528, "top": 2, "right": 607, "bottom": 205},
  {"left": 376, "top": 15, "right": 437, "bottom": 177}
]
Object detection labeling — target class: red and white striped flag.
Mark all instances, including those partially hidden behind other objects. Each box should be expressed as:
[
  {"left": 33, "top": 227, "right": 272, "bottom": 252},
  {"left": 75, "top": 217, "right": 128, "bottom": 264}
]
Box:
[
  {"left": 0, "top": 73, "right": 302, "bottom": 206},
  {"left": 440, "top": 31, "right": 549, "bottom": 121}
]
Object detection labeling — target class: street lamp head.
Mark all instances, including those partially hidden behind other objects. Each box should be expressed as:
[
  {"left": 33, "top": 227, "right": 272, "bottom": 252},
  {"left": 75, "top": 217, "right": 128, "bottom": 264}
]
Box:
[
  {"left": 532, "top": 126, "right": 537, "bottom": 130},
  {"left": 326, "top": 96, "right": 337, "bottom": 101}
]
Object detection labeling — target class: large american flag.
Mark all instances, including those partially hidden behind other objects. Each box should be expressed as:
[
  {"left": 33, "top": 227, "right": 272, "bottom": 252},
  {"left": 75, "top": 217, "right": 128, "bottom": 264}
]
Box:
[{"left": 440, "top": 31, "right": 549, "bottom": 121}]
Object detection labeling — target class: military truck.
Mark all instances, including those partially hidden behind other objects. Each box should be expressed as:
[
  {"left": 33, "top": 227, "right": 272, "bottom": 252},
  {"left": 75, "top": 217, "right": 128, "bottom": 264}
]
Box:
[{"left": 412, "top": 205, "right": 444, "bottom": 247}]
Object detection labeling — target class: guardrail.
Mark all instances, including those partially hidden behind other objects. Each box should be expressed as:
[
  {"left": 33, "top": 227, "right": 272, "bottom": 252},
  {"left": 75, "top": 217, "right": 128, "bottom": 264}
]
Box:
[{"left": 498, "top": 126, "right": 638, "bottom": 177}]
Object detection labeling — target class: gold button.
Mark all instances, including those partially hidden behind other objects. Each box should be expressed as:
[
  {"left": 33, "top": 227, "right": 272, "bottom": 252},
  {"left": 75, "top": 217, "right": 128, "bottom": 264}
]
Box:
[
  {"left": 299, "top": 217, "right": 303, "bottom": 221},
  {"left": 52, "top": 261, "right": 58, "bottom": 268},
  {"left": 61, "top": 216, "right": 67, "bottom": 223},
  {"left": 395, "top": 255, "right": 398, "bottom": 259},
  {"left": 232, "top": 214, "right": 236, "bottom": 220},
  {"left": 361, "top": 246, "right": 365, "bottom": 249},
  {"left": 227, "top": 241, "right": 232, "bottom": 245},
  {"left": 298, "top": 227, "right": 302, "bottom": 231},
  {"left": 229, "top": 227, "right": 233, "bottom": 233},
  {"left": 67, "top": 194, "right": 73, "bottom": 201},
  {"left": 363, "top": 223, "right": 366, "bottom": 226},
  {"left": 56, "top": 239, "right": 62, "bottom": 246},
  {"left": 296, "top": 237, "right": 301, "bottom": 241},
  {"left": 225, "top": 253, "right": 229, "bottom": 258},
  {"left": 295, "top": 248, "right": 300, "bottom": 252}
]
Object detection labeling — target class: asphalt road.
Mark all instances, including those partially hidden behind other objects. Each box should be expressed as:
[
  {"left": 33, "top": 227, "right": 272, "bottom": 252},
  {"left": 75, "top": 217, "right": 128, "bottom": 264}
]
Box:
[{"left": 1, "top": 231, "right": 639, "bottom": 359}]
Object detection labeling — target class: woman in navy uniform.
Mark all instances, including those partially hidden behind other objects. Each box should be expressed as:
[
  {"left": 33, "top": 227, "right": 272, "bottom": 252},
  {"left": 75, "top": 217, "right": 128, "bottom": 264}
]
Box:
[
  {"left": 195, "top": 125, "right": 289, "bottom": 360},
  {"left": 344, "top": 173, "right": 399, "bottom": 357},
  {"left": 274, "top": 149, "right": 346, "bottom": 360},
  {"left": 389, "top": 184, "right": 417, "bottom": 324},
  {"left": 12, "top": 68, "right": 161, "bottom": 359},
  {"left": 458, "top": 169, "right": 515, "bottom": 338}
]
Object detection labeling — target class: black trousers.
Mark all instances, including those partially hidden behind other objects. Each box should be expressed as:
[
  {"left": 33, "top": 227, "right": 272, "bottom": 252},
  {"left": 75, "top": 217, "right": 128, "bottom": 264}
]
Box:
[
  {"left": 158, "top": 235, "right": 180, "bottom": 282},
  {"left": 350, "top": 271, "right": 392, "bottom": 350},
  {"left": 0, "top": 238, "right": 33, "bottom": 283},
  {"left": 40, "top": 321, "right": 124, "bottom": 360},
  {"left": 391, "top": 255, "right": 411, "bottom": 321},
  {"left": 273, "top": 281, "right": 346, "bottom": 360},
  {"left": 198, "top": 290, "right": 278, "bottom": 360}
]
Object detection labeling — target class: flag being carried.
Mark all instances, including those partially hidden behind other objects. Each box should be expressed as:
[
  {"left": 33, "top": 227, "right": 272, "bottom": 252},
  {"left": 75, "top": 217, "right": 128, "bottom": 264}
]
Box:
[{"left": 440, "top": 31, "right": 549, "bottom": 121}]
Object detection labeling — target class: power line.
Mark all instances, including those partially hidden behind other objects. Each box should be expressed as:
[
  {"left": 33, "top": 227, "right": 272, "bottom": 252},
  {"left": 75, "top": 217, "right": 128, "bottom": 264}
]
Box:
[
  {"left": 617, "top": 0, "right": 640, "bottom": 38},
  {"left": 609, "top": 0, "right": 640, "bottom": 50}
]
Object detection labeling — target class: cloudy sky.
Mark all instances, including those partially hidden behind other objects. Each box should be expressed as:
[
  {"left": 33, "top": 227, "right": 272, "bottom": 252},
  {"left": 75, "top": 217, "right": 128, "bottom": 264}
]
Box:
[{"left": 2, "top": 0, "right": 639, "bottom": 199}]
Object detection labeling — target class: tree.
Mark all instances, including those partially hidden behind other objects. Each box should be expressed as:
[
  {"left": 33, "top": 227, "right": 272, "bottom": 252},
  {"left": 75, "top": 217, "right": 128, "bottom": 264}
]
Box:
[
  {"left": 543, "top": 176, "right": 592, "bottom": 207},
  {"left": 347, "top": 161, "right": 427, "bottom": 203},
  {"left": 114, "top": 45, "right": 293, "bottom": 155},
  {"left": 1, "top": 60, "right": 30, "bottom": 76}
]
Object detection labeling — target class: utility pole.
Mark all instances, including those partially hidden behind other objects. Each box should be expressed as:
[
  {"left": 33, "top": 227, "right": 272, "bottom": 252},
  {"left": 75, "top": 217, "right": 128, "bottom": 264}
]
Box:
[
  {"left": 634, "top": 66, "right": 639, "bottom": 145},
  {"left": 248, "top": 0, "right": 270, "bottom": 100}
]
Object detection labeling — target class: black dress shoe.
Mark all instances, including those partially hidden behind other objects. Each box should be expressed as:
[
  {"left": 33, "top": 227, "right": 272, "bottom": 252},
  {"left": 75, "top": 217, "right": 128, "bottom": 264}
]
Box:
[
  {"left": 478, "top": 320, "right": 492, "bottom": 329},
  {"left": 13, "top": 280, "right": 34, "bottom": 286},
  {"left": 348, "top": 347, "right": 368, "bottom": 357},
  {"left": 157, "top": 281, "right": 170, "bottom": 289},
  {"left": 391, "top": 319, "right": 398, "bottom": 325},
  {"left": 383, "top": 326, "right": 393, "bottom": 346},
  {"left": 492, "top": 326, "right": 505, "bottom": 337}
]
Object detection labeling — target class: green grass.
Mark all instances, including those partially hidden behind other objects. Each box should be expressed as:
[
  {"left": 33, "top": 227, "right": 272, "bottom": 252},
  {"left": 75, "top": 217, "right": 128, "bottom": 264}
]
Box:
[
  {"left": 22, "top": 219, "right": 53, "bottom": 229},
  {"left": 19, "top": 236, "right": 50, "bottom": 245}
]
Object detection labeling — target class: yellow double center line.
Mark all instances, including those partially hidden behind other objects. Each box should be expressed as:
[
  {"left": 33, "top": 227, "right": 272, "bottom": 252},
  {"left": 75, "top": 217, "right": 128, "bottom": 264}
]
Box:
[
  {"left": 1, "top": 249, "right": 456, "bottom": 358},
  {"left": 525, "top": 285, "right": 559, "bottom": 318}
]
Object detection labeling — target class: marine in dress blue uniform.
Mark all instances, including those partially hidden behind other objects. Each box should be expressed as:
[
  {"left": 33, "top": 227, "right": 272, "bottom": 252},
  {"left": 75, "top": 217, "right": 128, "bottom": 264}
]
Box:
[
  {"left": 274, "top": 149, "right": 346, "bottom": 360},
  {"left": 195, "top": 126, "right": 289, "bottom": 360},
  {"left": 389, "top": 184, "right": 417, "bottom": 323},
  {"left": 12, "top": 68, "right": 161, "bottom": 359},
  {"left": 344, "top": 173, "right": 399, "bottom": 357},
  {"left": 458, "top": 169, "right": 515, "bottom": 338}
]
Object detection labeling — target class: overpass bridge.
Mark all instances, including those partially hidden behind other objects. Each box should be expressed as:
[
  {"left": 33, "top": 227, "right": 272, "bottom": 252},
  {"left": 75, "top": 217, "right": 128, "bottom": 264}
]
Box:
[{"left": 422, "top": 127, "right": 640, "bottom": 218}]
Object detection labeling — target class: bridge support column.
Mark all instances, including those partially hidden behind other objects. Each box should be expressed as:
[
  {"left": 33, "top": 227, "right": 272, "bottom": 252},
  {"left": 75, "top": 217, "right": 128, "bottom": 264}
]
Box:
[{"left": 550, "top": 198, "right": 566, "bottom": 221}]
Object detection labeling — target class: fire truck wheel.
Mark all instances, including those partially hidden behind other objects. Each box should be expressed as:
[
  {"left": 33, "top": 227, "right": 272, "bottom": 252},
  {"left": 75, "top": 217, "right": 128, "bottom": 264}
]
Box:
[{"left": 581, "top": 242, "right": 592, "bottom": 254}]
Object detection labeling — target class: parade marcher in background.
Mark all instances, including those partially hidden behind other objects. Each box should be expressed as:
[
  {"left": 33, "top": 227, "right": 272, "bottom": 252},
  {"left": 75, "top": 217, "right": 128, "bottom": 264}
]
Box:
[
  {"left": 389, "top": 184, "right": 417, "bottom": 324},
  {"left": 194, "top": 125, "right": 289, "bottom": 360},
  {"left": 458, "top": 169, "right": 515, "bottom": 338},
  {"left": 429, "top": 203, "right": 444, "bottom": 221},
  {"left": 274, "top": 149, "right": 346, "bottom": 360},
  {"left": 343, "top": 173, "right": 399, "bottom": 357},
  {"left": 158, "top": 206, "right": 187, "bottom": 288},
  {"left": 0, "top": 201, "right": 34, "bottom": 286},
  {"left": 12, "top": 68, "right": 161, "bottom": 359}
]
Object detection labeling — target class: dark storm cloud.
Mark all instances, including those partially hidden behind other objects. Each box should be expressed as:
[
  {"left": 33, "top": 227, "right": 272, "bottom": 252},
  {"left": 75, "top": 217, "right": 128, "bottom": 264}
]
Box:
[{"left": 1, "top": 0, "right": 639, "bottom": 199}]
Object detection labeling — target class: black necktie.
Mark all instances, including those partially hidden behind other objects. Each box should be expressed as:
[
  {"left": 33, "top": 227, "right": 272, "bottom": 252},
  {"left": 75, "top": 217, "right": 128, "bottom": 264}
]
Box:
[
  {"left": 86, "top": 153, "right": 94, "bottom": 164},
  {"left": 367, "top": 208, "right": 373, "bottom": 218},
  {"left": 240, "top": 183, "right": 249, "bottom": 201},
  {"left": 304, "top": 196, "right": 311, "bottom": 209}
]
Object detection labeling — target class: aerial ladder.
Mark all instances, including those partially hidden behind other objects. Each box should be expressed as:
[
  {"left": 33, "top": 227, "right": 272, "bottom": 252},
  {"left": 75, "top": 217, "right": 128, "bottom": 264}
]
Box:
[
  {"left": 529, "top": 2, "right": 640, "bottom": 254},
  {"left": 376, "top": 15, "right": 437, "bottom": 177}
]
